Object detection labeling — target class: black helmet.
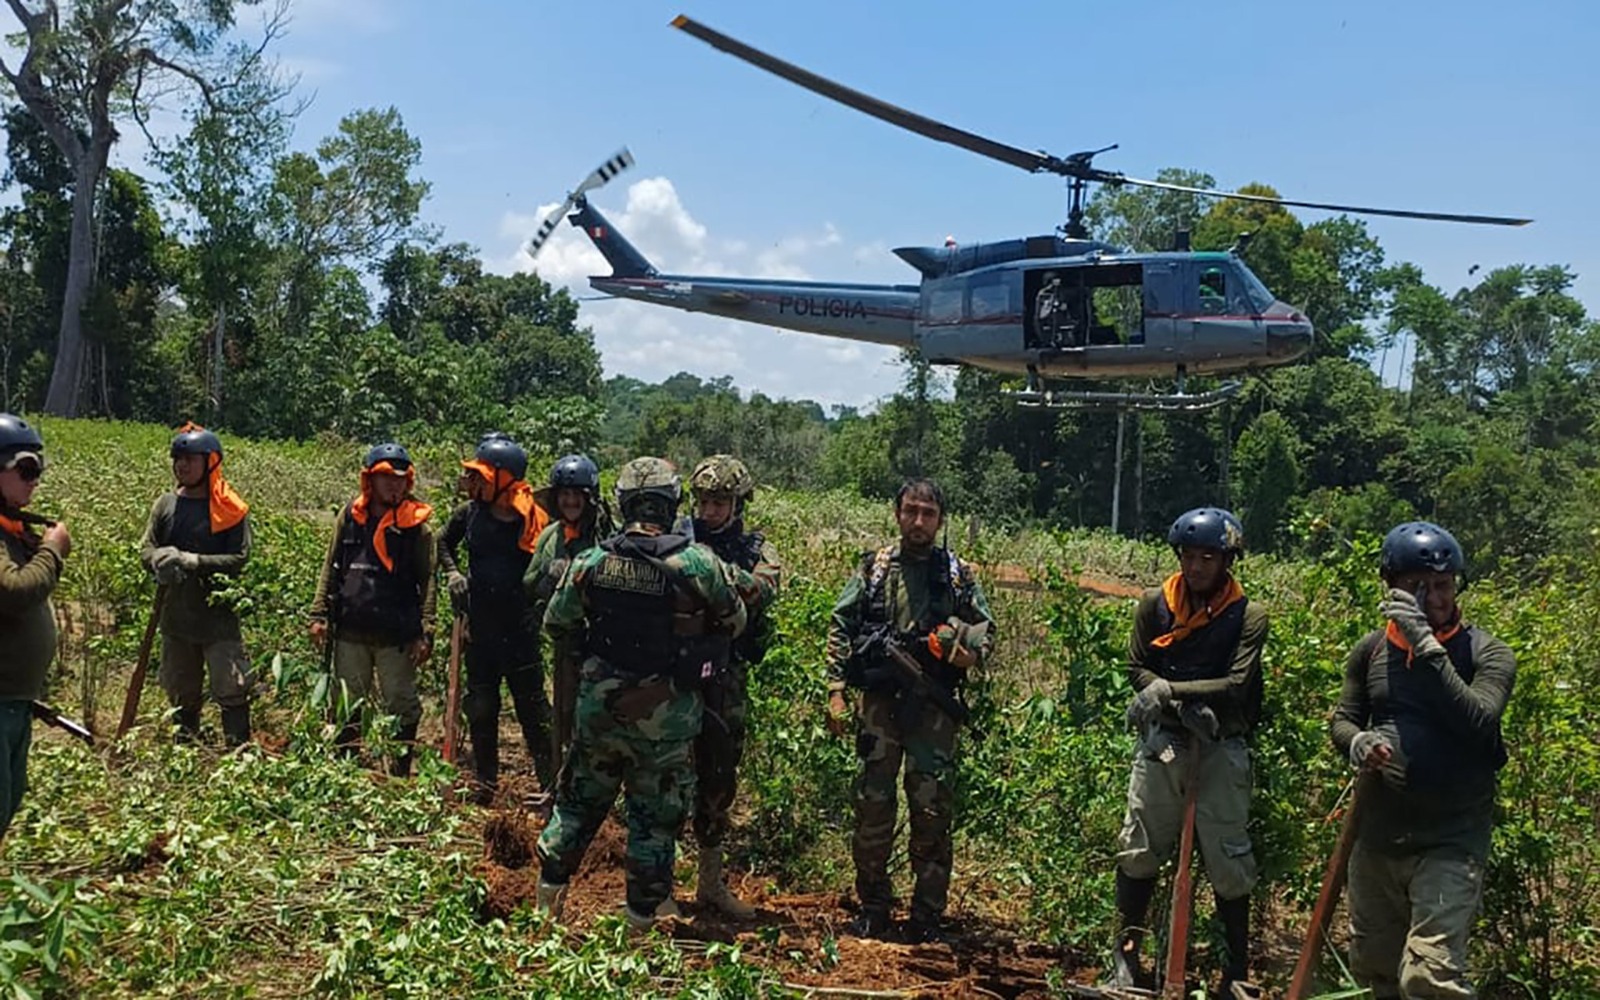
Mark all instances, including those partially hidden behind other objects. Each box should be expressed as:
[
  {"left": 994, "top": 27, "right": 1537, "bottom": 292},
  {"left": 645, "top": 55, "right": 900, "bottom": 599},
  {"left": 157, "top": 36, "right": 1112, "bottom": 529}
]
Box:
[
  {"left": 475, "top": 432, "right": 528, "bottom": 481},
  {"left": 0, "top": 413, "right": 43, "bottom": 455},
  {"left": 550, "top": 453, "right": 600, "bottom": 491},
  {"left": 1380, "top": 521, "right": 1464, "bottom": 579},
  {"left": 1168, "top": 507, "right": 1246, "bottom": 556},
  {"left": 171, "top": 425, "right": 223, "bottom": 459},
  {"left": 363, "top": 442, "right": 412, "bottom": 471}
]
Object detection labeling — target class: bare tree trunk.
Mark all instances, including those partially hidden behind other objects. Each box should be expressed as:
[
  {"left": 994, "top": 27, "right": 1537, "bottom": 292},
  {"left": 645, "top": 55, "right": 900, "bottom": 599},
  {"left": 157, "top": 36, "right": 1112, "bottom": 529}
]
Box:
[
  {"left": 43, "top": 137, "right": 111, "bottom": 417},
  {"left": 212, "top": 301, "right": 226, "bottom": 419}
]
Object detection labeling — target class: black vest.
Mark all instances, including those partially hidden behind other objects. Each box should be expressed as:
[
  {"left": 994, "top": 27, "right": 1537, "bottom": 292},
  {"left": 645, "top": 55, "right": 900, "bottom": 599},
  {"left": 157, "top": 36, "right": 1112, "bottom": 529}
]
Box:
[
  {"left": 334, "top": 506, "right": 424, "bottom": 643},
  {"left": 855, "top": 546, "right": 965, "bottom": 692},
  {"left": 584, "top": 533, "right": 733, "bottom": 683},
  {"left": 696, "top": 519, "right": 771, "bottom": 664},
  {"left": 1379, "top": 626, "right": 1508, "bottom": 792},
  {"left": 1150, "top": 593, "right": 1261, "bottom": 729}
]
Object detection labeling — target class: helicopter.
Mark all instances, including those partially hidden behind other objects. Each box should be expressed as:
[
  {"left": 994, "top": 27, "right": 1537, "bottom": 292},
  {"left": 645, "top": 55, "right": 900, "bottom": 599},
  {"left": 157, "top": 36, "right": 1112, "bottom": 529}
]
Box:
[{"left": 526, "top": 16, "right": 1530, "bottom": 411}]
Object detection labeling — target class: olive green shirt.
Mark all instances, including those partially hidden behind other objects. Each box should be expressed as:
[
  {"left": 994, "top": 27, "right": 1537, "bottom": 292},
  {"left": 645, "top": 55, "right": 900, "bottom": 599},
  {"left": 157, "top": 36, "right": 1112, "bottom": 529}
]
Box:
[
  {"left": 139, "top": 492, "right": 249, "bottom": 644},
  {"left": 0, "top": 530, "right": 64, "bottom": 701}
]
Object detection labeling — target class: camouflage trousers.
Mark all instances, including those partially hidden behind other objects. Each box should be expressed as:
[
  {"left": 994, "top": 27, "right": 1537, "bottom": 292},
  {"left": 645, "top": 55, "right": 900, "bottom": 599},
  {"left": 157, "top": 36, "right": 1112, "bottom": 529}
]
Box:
[
  {"left": 852, "top": 689, "right": 960, "bottom": 924},
  {"left": 536, "top": 666, "right": 702, "bottom": 916},
  {"left": 692, "top": 661, "right": 748, "bottom": 848},
  {"left": 159, "top": 634, "right": 252, "bottom": 713},
  {"left": 1348, "top": 842, "right": 1485, "bottom": 999},
  {"left": 1115, "top": 727, "right": 1258, "bottom": 901}
]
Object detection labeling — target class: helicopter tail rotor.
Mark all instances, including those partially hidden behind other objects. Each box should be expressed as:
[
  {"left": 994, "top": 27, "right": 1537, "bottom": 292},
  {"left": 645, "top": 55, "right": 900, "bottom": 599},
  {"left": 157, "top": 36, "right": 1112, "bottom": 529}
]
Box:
[{"left": 527, "top": 148, "right": 637, "bottom": 260}]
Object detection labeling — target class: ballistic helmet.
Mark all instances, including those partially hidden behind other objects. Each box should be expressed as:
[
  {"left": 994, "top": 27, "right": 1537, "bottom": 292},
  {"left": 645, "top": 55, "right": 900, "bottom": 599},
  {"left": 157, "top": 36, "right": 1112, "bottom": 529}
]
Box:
[
  {"left": 615, "top": 456, "right": 680, "bottom": 528},
  {"left": 1168, "top": 507, "right": 1245, "bottom": 556},
  {"left": 171, "top": 425, "right": 223, "bottom": 459},
  {"left": 549, "top": 453, "right": 600, "bottom": 492},
  {"left": 1380, "top": 521, "right": 1465, "bottom": 579},
  {"left": 475, "top": 432, "right": 528, "bottom": 481},
  {"left": 689, "top": 454, "right": 754, "bottom": 500},
  {"left": 0, "top": 413, "right": 43, "bottom": 455},
  {"left": 363, "top": 442, "right": 412, "bottom": 471}
]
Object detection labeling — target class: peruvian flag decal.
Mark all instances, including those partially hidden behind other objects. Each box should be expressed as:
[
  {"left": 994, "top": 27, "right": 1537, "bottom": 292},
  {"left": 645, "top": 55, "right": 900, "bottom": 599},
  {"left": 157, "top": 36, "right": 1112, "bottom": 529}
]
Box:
[{"left": 591, "top": 226, "right": 606, "bottom": 240}]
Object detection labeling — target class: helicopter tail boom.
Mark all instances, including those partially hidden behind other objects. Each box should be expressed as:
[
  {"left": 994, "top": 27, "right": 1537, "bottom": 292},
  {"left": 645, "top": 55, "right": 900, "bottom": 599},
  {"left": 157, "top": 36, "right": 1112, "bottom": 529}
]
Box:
[{"left": 569, "top": 197, "right": 658, "bottom": 278}]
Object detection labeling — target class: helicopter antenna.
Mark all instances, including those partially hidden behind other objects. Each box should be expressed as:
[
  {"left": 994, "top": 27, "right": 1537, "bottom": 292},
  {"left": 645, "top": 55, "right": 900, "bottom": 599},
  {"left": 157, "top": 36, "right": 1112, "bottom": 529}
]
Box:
[
  {"left": 527, "top": 148, "right": 636, "bottom": 260},
  {"left": 671, "top": 15, "right": 1532, "bottom": 228}
]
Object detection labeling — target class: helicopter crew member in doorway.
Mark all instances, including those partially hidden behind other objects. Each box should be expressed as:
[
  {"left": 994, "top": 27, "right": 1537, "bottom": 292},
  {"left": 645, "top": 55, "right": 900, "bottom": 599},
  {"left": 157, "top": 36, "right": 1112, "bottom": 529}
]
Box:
[
  {"left": 678, "top": 454, "right": 781, "bottom": 919},
  {"left": 140, "top": 423, "right": 255, "bottom": 746},
  {"left": 309, "top": 443, "right": 437, "bottom": 776},
  {"left": 825, "top": 478, "right": 995, "bottom": 943},
  {"left": 1113, "top": 507, "right": 1266, "bottom": 995},
  {"left": 1331, "top": 522, "right": 1515, "bottom": 1000},
  {"left": 438, "top": 433, "right": 552, "bottom": 803}
]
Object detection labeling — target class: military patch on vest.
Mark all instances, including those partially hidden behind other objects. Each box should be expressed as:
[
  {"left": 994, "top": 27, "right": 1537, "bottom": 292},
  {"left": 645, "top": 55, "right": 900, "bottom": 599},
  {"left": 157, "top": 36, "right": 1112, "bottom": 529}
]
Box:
[{"left": 592, "top": 552, "right": 669, "bottom": 596}]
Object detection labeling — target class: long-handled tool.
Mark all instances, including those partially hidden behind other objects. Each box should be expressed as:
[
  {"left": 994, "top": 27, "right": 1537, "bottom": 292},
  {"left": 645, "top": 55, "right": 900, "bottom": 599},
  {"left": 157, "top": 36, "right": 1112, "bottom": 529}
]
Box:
[
  {"left": 1288, "top": 773, "right": 1373, "bottom": 1000},
  {"left": 1163, "top": 744, "right": 1204, "bottom": 1000},
  {"left": 442, "top": 615, "right": 465, "bottom": 764},
  {"left": 116, "top": 585, "right": 168, "bottom": 739}
]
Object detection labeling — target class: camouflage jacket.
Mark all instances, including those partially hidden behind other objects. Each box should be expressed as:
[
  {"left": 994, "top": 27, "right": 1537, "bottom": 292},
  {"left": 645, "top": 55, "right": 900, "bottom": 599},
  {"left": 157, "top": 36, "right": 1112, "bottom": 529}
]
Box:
[{"left": 694, "top": 518, "right": 781, "bottom": 663}]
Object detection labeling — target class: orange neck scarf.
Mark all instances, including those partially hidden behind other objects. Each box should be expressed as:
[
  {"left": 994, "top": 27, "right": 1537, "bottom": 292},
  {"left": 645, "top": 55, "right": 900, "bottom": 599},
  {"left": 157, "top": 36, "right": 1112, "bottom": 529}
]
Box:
[
  {"left": 462, "top": 460, "right": 549, "bottom": 554},
  {"left": 1150, "top": 571, "right": 1246, "bottom": 649},
  {"left": 563, "top": 521, "right": 582, "bottom": 543},
  {"left": 351, "top": 463, "right": 433, "bottom": 572},
  {"left": 1386, "top": 611, "right": 1463, "bottom": 667},
  {"left": 0, "top": 510, "right": 27, "bottom": 541}
]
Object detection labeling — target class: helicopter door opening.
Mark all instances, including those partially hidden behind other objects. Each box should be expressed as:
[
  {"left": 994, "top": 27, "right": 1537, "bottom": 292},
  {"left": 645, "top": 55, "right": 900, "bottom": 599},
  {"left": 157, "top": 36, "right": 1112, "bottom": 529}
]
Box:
[{"left": 1025, "top": 263, "right": 1144, "bottom": 349}]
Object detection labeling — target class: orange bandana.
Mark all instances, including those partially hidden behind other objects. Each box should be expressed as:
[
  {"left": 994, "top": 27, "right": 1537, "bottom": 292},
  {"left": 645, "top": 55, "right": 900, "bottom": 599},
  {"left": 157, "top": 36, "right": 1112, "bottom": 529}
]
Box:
[
  {"left": 1385, "top": 613, "right": 1463, "bottom": 668},
  {"left": 0, "top": 511, "right": 27, "bottom": 540},
  {"left": 1150, "top": 571, "right": 1246, "bottom": 649},
  {"left": 563, "top": 521, "right": 582, "bottom": 543},
  {"left": 351, "top": 462, "right": 434, "bottom": 572},
  {"left": 461, "top": 460, "right": 549, "bottom": 554},
  {"left": 203, "top": 453, "right": 250, "bottom": 533}
]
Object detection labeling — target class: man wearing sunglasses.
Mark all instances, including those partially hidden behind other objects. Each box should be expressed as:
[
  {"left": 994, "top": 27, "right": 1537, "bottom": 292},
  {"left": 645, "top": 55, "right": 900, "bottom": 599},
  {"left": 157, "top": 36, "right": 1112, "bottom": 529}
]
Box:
[
  {"left": 309, "top": 443, "right": 437, "bottom": 776},
  {"left": 0, "top": 413, "right": 70, "bottom": 840}
]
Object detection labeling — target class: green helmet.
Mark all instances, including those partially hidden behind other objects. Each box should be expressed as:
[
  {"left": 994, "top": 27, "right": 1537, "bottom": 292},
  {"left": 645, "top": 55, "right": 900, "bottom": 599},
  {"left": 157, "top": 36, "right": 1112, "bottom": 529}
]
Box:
[
  {"left": 689, "top": 454, "right": 754, "bottom": 500},
  {"left": 615, "top": 456, "right": 680, "bottom": 527}
]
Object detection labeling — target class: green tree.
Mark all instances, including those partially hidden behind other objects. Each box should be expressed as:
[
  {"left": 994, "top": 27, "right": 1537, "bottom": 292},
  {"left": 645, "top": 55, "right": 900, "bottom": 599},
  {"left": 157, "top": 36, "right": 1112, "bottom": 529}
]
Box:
[{"left": 1230, "top": 410, "right": 1303, "bottom": 553}]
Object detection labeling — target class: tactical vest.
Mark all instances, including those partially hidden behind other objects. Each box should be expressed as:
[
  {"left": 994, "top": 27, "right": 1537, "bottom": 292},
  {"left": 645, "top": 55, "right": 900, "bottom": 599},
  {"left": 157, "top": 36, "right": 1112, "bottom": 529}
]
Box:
[
  {"left": 847, "top": 545, "right": 967, "bottom": 693},
  {"left": 1149, "top": 592, "right": 1261, "bottom": 729},
  {"left": 334, "top": 506, "right": 424, "bottom": 642},
  {"left": 697, "top": 519, "right": 772, "bottom": 665},
  {"left": 585, "top": 533, "right": 731, "bottom": 684},
  {"left": 1379, "top": 626, "right": 1508, "bottom": 791}
]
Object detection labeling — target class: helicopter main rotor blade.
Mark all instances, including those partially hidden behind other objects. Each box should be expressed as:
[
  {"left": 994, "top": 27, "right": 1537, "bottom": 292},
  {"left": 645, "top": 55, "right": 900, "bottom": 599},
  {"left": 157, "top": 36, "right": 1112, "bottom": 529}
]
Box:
[
  {"left": 1114, "top": 174, "right": 1532, "bottom": 227},
  {"left": 670, "top": 14, "right": 1055, "bottom": 175}
]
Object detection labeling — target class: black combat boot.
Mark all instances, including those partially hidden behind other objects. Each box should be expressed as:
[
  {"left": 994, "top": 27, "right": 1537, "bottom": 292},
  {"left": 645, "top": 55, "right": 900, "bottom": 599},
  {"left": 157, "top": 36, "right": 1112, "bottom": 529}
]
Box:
[
  {"left": 470, "top": 720, "right": 499, "bottom": 803},
  {"left": 220, "top": 705, "right": 252, "bottom": 748},
  {"left": 848, "top": 907, "right": 890, "bottom": 940},
  {"left": 390, "top": 722, "right": 419, "bottom": 777},
  {"left": 1216, "top": 892, "right": 1251, "bottom": 997},
  {"left": 334, "top": 721, "right": 362, "bottom": 759},
  {"left": 174, "top": 707, "right": 202, "bottom": 743},
  {"left": 1111, "top": 870, "right": 1157, "bottom": 989}
]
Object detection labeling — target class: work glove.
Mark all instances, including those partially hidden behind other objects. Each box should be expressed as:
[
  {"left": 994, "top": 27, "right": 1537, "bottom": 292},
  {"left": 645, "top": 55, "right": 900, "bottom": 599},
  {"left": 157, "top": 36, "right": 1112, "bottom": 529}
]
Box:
[
  {"left": 150, "top": 546, "right": 186, "bottom": 584},
  {"left": 1180, "top": 701, "right": 1220, "bottom": 742},
  {"left": 1350, "top": 730, "right": 1391, "bottom": 771},
  {"left": 928, "top": 618, "right": 980, "bottom": 671},
  {"left": 1379, "top": 588, "right": 1443, "bottom": 659},
  {"left": 1125, "top": 677, "right": 1173, "bottom": 729},
  {"left": 446, "top": 570, "right": 470, "bottom": 610},
  {"left": 176, "top": 550, "right": 200, "bottom": 573}
]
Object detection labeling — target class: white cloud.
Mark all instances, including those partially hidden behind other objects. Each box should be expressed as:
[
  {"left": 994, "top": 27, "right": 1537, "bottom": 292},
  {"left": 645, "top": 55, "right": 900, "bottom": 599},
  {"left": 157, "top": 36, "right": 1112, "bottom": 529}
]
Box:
[{"left": 494, "top": 176, "right": 906, "bottom": 408}]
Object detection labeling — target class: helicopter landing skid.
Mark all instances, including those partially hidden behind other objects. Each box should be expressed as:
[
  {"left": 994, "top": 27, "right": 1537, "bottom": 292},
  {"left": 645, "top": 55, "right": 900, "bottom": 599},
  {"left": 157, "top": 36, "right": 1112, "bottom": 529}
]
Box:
[{"left": 1009, "top": 381, "right": 1242, "bottom": 412}]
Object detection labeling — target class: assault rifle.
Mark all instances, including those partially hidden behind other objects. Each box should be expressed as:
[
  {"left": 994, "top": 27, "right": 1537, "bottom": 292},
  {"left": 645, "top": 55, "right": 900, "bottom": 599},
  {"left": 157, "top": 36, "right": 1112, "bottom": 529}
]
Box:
[
  {"left": 32, "top": 701, "right": 95, "bottom": 746},
  {"left": 852, "top": 624, "right": 971, "bottom": 726}
]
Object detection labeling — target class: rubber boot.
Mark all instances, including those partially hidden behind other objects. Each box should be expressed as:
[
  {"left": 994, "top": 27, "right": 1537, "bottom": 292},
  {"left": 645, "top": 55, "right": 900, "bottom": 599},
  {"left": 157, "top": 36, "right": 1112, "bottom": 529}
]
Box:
[
  {"left": 1216, "top": 892, "right": 1251, "bottom": 996},
  {"left": 390, "top": 722, "right": 419, "bottom": 777},
  {"left": 535, "top": 881, "right": 567, "bottom": 922},
  {"left": 470, "top": 719, "right": 499, "bottom": 799},
  {"left": 1111, "top": 871, "right": 1157, "bottom": 989},
  {"left": 334, "top": 721, "right": 362, "bottom": 759},
  {"left": 220, "top": 705, "right": 251, "bottom": 748},
  {"left": 174, "top": 707, "right": 202, "bottom": 744},
  {"left": 624, "top": 904, "right": 655, "bottom": 937},
  {"left": 848, "top": 907, "right": 890, "bottom": 940},
  {"left": 696, "top": 847, "right": 756, "bottom": 919}
]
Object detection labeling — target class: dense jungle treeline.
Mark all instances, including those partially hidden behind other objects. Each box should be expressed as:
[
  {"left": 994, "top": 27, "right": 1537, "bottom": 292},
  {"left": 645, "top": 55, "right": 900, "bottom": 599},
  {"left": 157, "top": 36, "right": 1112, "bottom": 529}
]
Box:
[{"left": 2, "top": 8, "right": 1596, "bottom": 580}]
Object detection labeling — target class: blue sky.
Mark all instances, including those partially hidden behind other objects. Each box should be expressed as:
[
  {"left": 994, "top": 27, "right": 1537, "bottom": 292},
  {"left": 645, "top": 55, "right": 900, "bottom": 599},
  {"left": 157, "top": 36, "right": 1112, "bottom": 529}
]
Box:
[{"left": 119, "top": 1, "right": 1600, "bottom": 405}]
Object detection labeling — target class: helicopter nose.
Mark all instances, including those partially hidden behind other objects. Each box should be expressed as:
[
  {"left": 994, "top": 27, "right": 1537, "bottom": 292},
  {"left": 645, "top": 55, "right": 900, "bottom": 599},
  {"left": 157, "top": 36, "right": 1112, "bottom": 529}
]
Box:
[{"left": 1264, "top": 302, "right": 1314, "bottom": 361}]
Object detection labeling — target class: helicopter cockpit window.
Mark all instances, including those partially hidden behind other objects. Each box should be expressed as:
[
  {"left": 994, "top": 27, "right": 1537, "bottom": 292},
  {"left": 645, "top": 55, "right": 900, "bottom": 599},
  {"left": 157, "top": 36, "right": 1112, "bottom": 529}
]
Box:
[
  {"left": 1198, "top": 267, "right": 1228, "bottom": 314},
  {"left": 1237, "top": 265, "right": 1277, "bottom": 313},
  {"left": 924, "top": 284, "right": 964, "bottom": 324}
]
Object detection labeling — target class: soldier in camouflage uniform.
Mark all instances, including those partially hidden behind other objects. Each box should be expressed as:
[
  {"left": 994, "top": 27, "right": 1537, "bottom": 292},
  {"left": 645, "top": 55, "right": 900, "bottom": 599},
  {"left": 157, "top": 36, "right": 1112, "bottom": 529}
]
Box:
[
  {"left": 524, "top": 454, "right": 615, "bottom": 773},
  {"left": 825, "top": 478, "right": 995, "bottom": 943},
  {"left": 681, "top": 455, "right": 781, "bottom": 918},
  {"left": 534, "top": 457, "right": 747, "bottom": 932}
]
